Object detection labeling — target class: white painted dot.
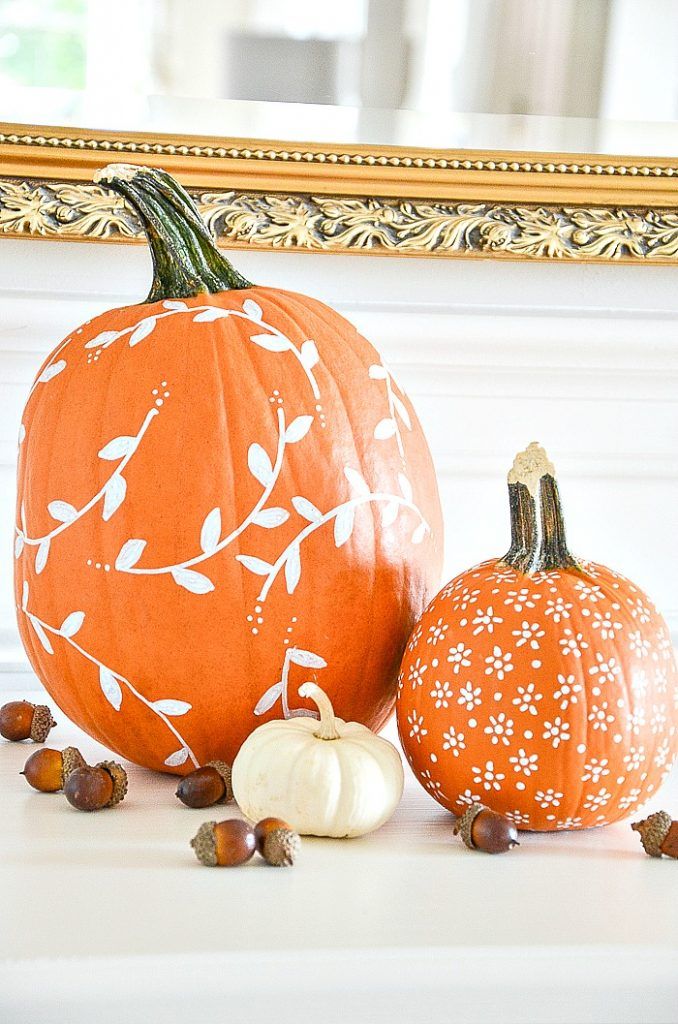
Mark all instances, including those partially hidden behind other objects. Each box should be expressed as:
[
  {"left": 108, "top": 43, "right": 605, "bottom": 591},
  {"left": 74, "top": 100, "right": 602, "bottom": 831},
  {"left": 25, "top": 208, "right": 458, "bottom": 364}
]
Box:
[
  {"left": 87, "top": 559, "right": 92, "bottom": 566},
  {"left": 315, "top": 404, "right": 322, "bottom": 411},
  {"left": 283, "top": 638, "right": 289, "bottom": 645},
  {"left": 460, "top": 618, "right": 467, "bottom": 627},
  {"left": 104, "top": 564, "right": 110, "bottom": 572},
  {"left": 531, "top": 660, "right": 541, "bottom": 669},
  {"left": 430, "top": 753, "right": 437, "bottom": 763},
  {"left": 286, "top": 626, "right": 293, "bottom": 633},
  {"left": 432, "top": 658, "right": 438, "bottom": 668},
  {"left": 257, "top": 616, "right": 263, "bottom": 624},
  {"left": 640, "top": 771, "right": 647, "bottom": 781},
  {"left": 647, "top": 784, "right": 655, "bottom": 792},
  {"left": 246, "top": 615, "right": 253, "bottom": 622},
  {"left": 616, "top": 698, "right": 625, "bottom": 708},
  {"left": 516, "top": 781, "right": 526, "bottom": 791},
  {"left": 321, "top": 422, "right": 326, "bottom": 428},
  {"left": 161, "top": 380, "right": 167, "bottom": 386},
  {"left": 291, "top": 616, "right": 297, "bottom": 622},
  {"left": 524, "top": 730, "right": 533, "bottom": 740},
  {"left": 163, "top": 391, "right": 170, "bottom": 398},
  {"left": 95, "top": 562, "right": 101, "bottom": 569},
  {"left": 277, "top": 398, "right": 283, "bottom": 404},
  {"left": 252, "top": 627, "right": 259, "bottom": 635},
  {"left": 152, "top": 388, "right": 158, "bottom": 395},
  {"left": 494, "top": 692, "right": 502, "bottom": 701},
  {"left": 273, "top": 390, "right": 279, "bottom": 396},
  {"left": 577, "top": 743, "right": 586, "bottom": 754},
  {"left": 255, "top": 605, "right": 262, "bottom": 613},
  {"left": 269, "top": 397, "right": 275, "bottom": 403},
  {"left": 616, "top": 777, "right": 625, "bottom": 785},
  {"left": 613, "top": 733, "right": 623, "bottom": 743},
  {"left": 549, "top": 587, "right": 557, "bottom": 593},
  {"left": 592, "top": 686, "right": 601, "bottom": 696},
  {"left": 468, "top": 718, "right": 477, "bottom": 728},
  {"left": 155, "top": 399, "right": 163, "bottom": 406},
  {"left": 546, "top": 814, "right": 556, "bottom": 821}
]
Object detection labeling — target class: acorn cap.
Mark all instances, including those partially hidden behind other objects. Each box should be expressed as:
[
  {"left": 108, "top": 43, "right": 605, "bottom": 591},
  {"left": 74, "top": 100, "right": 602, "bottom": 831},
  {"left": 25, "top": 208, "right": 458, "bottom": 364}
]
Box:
[
  {"left": 30, "top": 704, "right": 56, "bottom": 742},
  {"left": 205, "top": 760, "right": 232, "bottom": 803},
  {"left": 61, "top": 746, "right": 86, "bottom": 783},
  {"left": 262, "top": 827, "right": 301, "bottom": 867},
  {"left": 190, "top": 821, "right": 218, "bottom": 866},
  {"left": 453, "top": 803, "right": 487, "bottom": 850},
  {"left": 97, "top": 760, "right": 128, "bottom": 807},
  {"left": 632, "top": 810, "right": 672, "bottom": 857}
]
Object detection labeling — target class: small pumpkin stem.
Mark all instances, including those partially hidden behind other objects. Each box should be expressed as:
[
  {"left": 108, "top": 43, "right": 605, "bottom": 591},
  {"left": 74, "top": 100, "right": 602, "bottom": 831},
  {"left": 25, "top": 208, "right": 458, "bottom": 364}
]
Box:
[
  {"left": 502, "top": 442, "right": 580, "bottom": 574},
  {"left": 93, "top": 163, "right": 252, "bottom": 302},
  {"left": 298, "top": 683, "right": 341, "bottom": 741}
]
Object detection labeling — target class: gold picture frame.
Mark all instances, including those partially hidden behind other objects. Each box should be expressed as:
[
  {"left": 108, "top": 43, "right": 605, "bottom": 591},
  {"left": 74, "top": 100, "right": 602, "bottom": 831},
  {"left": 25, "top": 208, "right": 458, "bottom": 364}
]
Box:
[{"left": 2, "top": 121, "right": 678, "bottom": 263}]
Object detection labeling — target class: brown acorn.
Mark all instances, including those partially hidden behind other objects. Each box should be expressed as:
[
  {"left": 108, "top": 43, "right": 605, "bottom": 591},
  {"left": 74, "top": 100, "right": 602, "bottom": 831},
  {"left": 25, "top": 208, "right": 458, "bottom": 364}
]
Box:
[
  {"left": 64, "top": 760, "right": 127, "bottom": 811},
  {"left": 253, "top": 816, "right": 293, "bottom": 854},
  {"left": 261, "top": 827, "right": 301, "bottom": 867},
  {"left": 21, "top": 746, "right": 85, "bottom": 792},
  {"left": 632, "top": 811, "right": 678, "bottom": 858},
  {"left": 453, "top": 804, "right": 519, "bottom": 854},
  {"left": 176, "top": 761, "right": 232, "bottom": 808},
  {"left": 190, "top": 819, "right": 256, "bottom": 867},
  {"left": 0, "top": 701, "right": 55, "bottom": 742}
]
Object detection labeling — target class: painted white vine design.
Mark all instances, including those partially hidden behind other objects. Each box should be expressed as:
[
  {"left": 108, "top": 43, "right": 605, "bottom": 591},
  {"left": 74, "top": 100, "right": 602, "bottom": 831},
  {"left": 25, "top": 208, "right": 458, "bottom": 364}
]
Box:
[
  {"left": 20, "top": 581, "right": 198, "bottom": 768},
  {"left": 254, "top": 645, "right": 327, "bottom": 719},
  {"left": 238, "top": 467, "right": 430, "bottom": 603},
  {"left": 368, "top": 362, "right": 412, "bottom": 458},
  {"left": 85, "top": 298, "right": 322, "bottom": 399},
  {"left": 15, "top": 403, "right": 160, "bottom": 574}
]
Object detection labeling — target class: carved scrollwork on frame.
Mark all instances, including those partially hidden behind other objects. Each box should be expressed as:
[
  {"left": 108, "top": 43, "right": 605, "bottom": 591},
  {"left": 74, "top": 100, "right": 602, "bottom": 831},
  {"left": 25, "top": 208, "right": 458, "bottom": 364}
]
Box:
[{"left": 2, "top": 176, "right": 678, "bottom": 262}]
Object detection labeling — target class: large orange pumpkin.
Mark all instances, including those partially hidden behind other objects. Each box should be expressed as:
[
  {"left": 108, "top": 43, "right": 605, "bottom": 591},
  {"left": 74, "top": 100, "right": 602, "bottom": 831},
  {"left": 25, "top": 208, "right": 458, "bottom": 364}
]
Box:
[
  {"left": 14, "top": 164, "right": 442, "bottom": 773},
  {"left": 397, "top": 443, "right": 677, "bottom": 830}
]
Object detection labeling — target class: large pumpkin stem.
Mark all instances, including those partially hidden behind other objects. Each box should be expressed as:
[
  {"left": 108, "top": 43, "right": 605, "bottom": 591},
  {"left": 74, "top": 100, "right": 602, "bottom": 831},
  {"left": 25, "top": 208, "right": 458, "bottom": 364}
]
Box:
[
  {"left": 93, "top": 164, "right": 252, "bottom": 302},
  {"left": 502, "top": 442, "right": 580, "bottom": 574}
]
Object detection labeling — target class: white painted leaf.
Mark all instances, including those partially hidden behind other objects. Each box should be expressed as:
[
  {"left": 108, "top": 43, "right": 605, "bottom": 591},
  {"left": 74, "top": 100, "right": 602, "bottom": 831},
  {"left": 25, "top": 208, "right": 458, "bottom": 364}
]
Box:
[
  {"left": 60, "top": 611, "right": 85, "bottom": 638},
  {"left": 171, "top": 568, "right": 215, "bottom": 594},
  {"left": 21, "top": 580, "right": 29, "bottom": 610},
  {"left": 285, "top": 415, "right": 313, "bottom": 443},
  {"left": 292, "top": 496, "right": 322, "bottom": 522},
  {"left": 243, "top": 298, "right": 263, "bottom": 320},
  {"left": 14, "top": 533, "right": 24, "bottom": 558},
  {"left": 165, "top": 747, "right": 189, "bottom": 767},
  {"left": 38, "top": 360, "right": 66, "bottom": 383},
  {"left": 200, "top": 507, "right": 221, "bottom": 554},
  {"left": 18, "top": 423, "right": 26, "bottom": 445},
  {"left": 129, "top": 318, "right": 156, "bottom": 347},
  {"left": 411, "top": 522, "right": 427, "bottom": 545},
  {"left": 100, "top": 667, "right": 122, "bottom": 710},
  {"left": 288, "top": 648, "right": 327, "bottom": 669},
  {"left": 253, "top": 508, "right": 289, "bottom": 528},
  {"left": 47, "top": 500, "right": 77, "bottom": 523},
  {"left": 398, "top": 473, "right": 413, "bottom": 502},
  {"left": 300, "top": 340, "right": 319, "bottom": 369},
  {"left": 334, "top": 506, "right": 355, "bottom": 547},
  {"left": 163, "top": 300, "right": 188, "bottom": 311},
  {"left": 237, "top": 554, "right": 274, "bottom": 576},
  {"left": 35, "top": 538, "right": 50, "bottom": 574},
  {"left": 285, "top": 545, "right": 301, "bottom": 595},
  {"left": 192, "top": 307, "right": 228, "bottom": 322},
  {"left": 85, "top": 330, "right": 118, "bottom": 349},
  {"left": 248, "top": 443, "right": 273, "bottom": 486},
  {"left": 98, "top": 435, "right": 136, "bottom": 460},
  {"left": 368, "top": 363, "right": 388, "bottom": 379},
  {"left": 115, "top": 538, "right": 146, "bottom": 571},
  {"left": 344, "top": 466, "right": 370, "bottom": 496},
  {"left": 102, "top": 475, "right": 127, "bottom": 521},
  {"left": 152, "top": 699, "right": 192, "bottom": 717},
  {"left": 30, "top": 618, "right": 53, "bottom": 654},
  {"left": 381, "top": 501, "right": 400, "bottom": 528},
  {"left": 374, "top": 418, "right": 397, "bottom": 440},
  {"left": 392, "top": 393, "right": 412, "bottom": 430},
  {"left": 250, "top": 333, "right": 289, "bottom": 353},
  {"left": 254, "top": 682, "right": 283, "bottom": 716}
]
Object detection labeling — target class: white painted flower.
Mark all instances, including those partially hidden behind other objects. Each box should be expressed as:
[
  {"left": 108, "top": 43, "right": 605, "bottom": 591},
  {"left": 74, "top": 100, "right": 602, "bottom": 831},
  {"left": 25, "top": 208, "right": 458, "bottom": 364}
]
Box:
[
  {"left": 505, "top": 809, "right": 530, "bottom": 826},
  {"left": 618, "top": 787, "right": 642, "bottom": 811},
  {"left": 558, "top": 628, "right": 589, "bottom": 658},
  {"left": 472, "top": 760, "right": 505, "bottom": 792},
  {"left": 407, "top": 710, "right": 427, "bottom": 743},
  {"left": 654, "top": 668, "right": 669, "bottom": 695},
  {"left": 484, "top": 712, "right": 514, "bottom": 746},
  {"left": 442, "top": 725, "right": 466, "bottom": 755},
  {"left": 458, "top": 682, "right": 482, "bottom": 710},
  {"left": 427, "top": 618, "right": 448, "bottom": 645},
  {"left": 542, "top": 716, "right": 571, "bottom": 748},
  {"left": 556, "top": 816, "right": 583, "bottom": 829},
  {"left": 512, "top": 682, "right": 543, "bottom": 715},
  {"left": 451, "top": 586, "right": 481, "bottom": 612},
  {"left": 627, "top": 706, "right": 646, "bottom": 735},
  {"left": 591, "top": 610, "right": 622, "bottom": 641},
  {"left": 457, "top": 788, "right": 483, "bottom": 808},
  {"left": 588, "top": 653, "right": 621, "bottom": 684},
  {"left": 629, "top": 629, "right": 651, "bottom": 659},
  {"left": 531, "top": 570, "right": 562, "bottom": 585},
  {"left": 407, "top": 657, "right": 428, "bottom": 689},
  {"left": 628, "top": 597, "right": 652, "bottom": 624},
  {"left": 396, "top": 670, "right": 404, "bottom": 693},
  {"left": 630, "top": 669, "right": 649, "bottom": 700},
  {"left": 588, "top": 702, "right": 615, "bottom": 731},
  {"left": 420, "top": 769, "right": 444, "bottom": 796},
  {"left": 407, "top": 624, "right": 422, "bottom": 651},
  {"left": 447, "top": 642, "right": 472, "bottom": 673},
  {"left": 553, "top": 673, "right": 582, "bottom": 711},
  {"left": 509, "top": 748, "right": 539, "bottom": 776},
  {"left": 511, "top": 620, "right": 544, "bottom": 649},
  {"left": 504, "top": 588, "right": 541, "bottom": 612},
  {"left": 471, "top": 605, "right": 503, "bottom": 635},
  {"left": 544, "top": 596, "right": 572, "bottom": 623},
  {"left": 484, "top": 645, "right": 513, "bottom": 681},
  {"left": 535, "top": 788, "right": 563, "bottom": 808},
  {"left": 430, "top": 680, "right": 452, "bottom": 708},
  {"left": 581, "top": 758, "right": 610, "bottom": 783},
  {"left": 486, "top": 568, "right": 517, "bottom": 584},
  {"left": 650, "top": 703, "right": 667, "bottom": 734},
  {"left": 583, "top": 787, "right": 611, "bottom": 811},
  {"left": 654, "top": 738, "right": 671, "bottom": 768},
  {"left": 574, "top": 581, "right": 604, "bottom": 603},
  {"left": 623, "top": 746, "right": 646, "bottom": 771}
]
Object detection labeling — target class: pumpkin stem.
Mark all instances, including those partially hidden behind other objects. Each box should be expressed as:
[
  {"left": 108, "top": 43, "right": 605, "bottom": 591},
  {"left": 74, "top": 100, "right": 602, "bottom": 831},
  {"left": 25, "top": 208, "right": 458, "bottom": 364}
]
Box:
[
  {"left": 502, "top": 442, "right": 580, "bottom": 574},
  {"left": 93, "top": 164, "right": 252, "bottom": 302},
  {"left": 298, "top": 683, "right": 341, "bottom": 741}
]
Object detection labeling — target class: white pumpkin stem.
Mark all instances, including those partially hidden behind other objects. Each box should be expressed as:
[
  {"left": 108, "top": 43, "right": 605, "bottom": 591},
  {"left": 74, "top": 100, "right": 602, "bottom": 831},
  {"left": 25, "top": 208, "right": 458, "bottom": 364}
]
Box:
[{"left": 298, "top": 683, "right": 341, "bottom": 740}]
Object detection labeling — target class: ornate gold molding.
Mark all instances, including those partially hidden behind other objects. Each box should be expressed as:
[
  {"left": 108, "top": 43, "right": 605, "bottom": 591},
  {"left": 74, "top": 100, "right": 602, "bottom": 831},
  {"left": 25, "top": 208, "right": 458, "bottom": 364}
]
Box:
[{"left": 2, "top": 176, "right": 678, "bottom": 262}]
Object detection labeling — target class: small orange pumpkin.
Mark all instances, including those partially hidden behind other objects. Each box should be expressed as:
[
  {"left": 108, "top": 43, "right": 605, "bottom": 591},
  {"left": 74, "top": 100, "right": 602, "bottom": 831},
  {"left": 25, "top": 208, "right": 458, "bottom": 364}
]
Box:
[
  {"left": 14, "top": 164, "right": 442, "bottom": 773},
  {"left": 397, "top": 443, "right": 677, "bottom": 830}
]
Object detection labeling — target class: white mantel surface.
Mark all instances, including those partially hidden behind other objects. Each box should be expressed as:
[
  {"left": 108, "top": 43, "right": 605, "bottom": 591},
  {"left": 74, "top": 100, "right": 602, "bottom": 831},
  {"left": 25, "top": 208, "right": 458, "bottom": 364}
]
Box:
[{"left": 0, "top": 686, "right": 676, "bottom": 1024}]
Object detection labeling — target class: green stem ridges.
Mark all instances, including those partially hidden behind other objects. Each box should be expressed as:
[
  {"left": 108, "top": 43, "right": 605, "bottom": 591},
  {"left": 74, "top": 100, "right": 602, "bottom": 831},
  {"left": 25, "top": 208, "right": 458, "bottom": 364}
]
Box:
[{"left": 93, "top": 164, "right": 252, "bottom": 302}]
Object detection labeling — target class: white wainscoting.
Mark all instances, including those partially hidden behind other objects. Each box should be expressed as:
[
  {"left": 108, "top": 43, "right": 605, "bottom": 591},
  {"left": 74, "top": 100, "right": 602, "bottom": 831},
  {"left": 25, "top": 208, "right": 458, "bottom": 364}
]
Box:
[{"left": 1, "top": 239, "right": 676, "bottom": 680}]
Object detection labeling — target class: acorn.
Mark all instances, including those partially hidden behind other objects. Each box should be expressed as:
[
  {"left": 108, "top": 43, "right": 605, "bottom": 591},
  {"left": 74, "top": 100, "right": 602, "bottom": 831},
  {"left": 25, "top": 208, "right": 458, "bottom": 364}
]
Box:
[
  {"left": 253, "top": 816, "right": 293, "bottom": 854},
  {"left": 190, "top": 819, "right": 256, "bottom": 867},
  {"left": 64, "top": 760, "right": 128, "bottom": 811},
  {"left": 0, "top": 700, "right": 55, "bottom": 742},
  {"left": 632, "top": 811, "right": 678, "bottom": 859},
  {"left": 453, "top": 804, "right": 519, "bottom": 854},
  {"left": 176, "top": 761, "right": 232, "bottom": 808},
  {"left": 261, "top": 827, "right": 301, "bottom": 867},
  {"left": 21, "top": 746, "right": 85, "bottom": 792}
]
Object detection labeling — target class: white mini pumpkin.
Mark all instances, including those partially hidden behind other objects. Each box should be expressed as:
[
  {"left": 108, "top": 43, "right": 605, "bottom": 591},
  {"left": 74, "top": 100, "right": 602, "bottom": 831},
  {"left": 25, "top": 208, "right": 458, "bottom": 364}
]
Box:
[{"left": 232, "top": 682, "right": 404, "bottom": 837}]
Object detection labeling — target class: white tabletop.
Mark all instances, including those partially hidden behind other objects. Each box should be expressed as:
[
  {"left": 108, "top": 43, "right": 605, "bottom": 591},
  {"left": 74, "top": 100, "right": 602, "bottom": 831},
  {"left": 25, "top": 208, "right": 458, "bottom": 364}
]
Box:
[{"left": 0, "top": 686, "right": 676, "bottom": 1024}]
